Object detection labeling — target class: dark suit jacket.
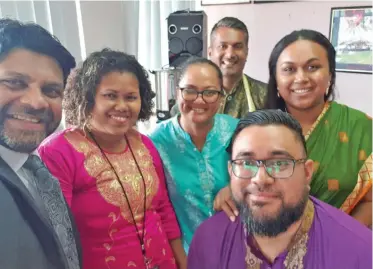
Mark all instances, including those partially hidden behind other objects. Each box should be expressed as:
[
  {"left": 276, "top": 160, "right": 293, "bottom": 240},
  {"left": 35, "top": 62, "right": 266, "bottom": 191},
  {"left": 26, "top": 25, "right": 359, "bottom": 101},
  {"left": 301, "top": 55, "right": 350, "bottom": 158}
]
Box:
[{"left": 0, "top": 157, "right": 82, "bottom": 269}]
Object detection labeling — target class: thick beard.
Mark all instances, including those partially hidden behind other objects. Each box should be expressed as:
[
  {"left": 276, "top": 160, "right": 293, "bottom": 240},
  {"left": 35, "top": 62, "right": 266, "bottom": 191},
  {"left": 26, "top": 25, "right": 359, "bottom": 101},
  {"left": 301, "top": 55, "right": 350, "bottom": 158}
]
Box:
[
  {"left": 0, "top": 128, "right": 48, "bottom": 153},
  {"left": 0, "top": 104, "right": 58, "bottom": 153},
  {"left": 239, "top": 188, "right": 309, "bottom": 237}
]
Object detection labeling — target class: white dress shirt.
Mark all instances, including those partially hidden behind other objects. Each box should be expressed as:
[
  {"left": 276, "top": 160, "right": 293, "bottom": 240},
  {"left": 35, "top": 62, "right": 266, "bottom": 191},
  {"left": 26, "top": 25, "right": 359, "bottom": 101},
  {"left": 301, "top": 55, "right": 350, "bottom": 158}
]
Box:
[{"left": 0, "top": 144, "right": 40, "bottom": 198}]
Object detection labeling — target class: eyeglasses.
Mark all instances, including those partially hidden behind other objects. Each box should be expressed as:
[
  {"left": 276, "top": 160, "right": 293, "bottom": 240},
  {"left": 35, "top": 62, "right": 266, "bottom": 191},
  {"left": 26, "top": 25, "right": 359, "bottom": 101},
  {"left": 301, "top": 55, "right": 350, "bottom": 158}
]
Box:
[
  {"left": 179, "top": 88, "right": 225, "bottom": 104},
  {"left": 230, "top": 158, "right": 306, "bottom": 179}
]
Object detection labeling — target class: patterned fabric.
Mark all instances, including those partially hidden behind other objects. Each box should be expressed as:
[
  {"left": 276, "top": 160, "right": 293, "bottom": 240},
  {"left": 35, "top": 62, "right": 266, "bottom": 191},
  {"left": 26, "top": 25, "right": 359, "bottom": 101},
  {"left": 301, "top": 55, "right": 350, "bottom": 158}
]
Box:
[
  {"left": 38, "top": 128, "right": 180, "bottom": 269},
  {"left": 23, "top": 155, "right": 79, "bottom": 269},
  {"left": 218, "top": 74, "right": 267, "bottom": 119},
  {"left": 149, "top": 114, "right": 239, "bottom": 253},
  {"left": 306, "top": 102, "right": 372, "bottom": 212}
]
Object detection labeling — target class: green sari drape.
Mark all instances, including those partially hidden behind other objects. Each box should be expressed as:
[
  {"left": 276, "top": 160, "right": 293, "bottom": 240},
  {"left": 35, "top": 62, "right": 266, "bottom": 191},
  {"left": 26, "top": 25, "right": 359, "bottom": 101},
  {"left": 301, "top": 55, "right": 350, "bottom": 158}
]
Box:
[{"left": 307, "top": 101, "right": 372, "bottom": 213}]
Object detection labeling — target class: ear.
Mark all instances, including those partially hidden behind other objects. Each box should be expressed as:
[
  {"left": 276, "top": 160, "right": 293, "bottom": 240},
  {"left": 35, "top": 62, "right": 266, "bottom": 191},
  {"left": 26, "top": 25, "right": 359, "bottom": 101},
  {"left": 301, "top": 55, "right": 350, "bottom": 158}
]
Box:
[
  {"left": 228, "top": 161, "right": 233, "bottom": 178},
  {"left": 208, "top": 46, "right": 212, "bottom": 58},
  {"left": 304, "top": 159, "right": 314, "bottom": 186}
]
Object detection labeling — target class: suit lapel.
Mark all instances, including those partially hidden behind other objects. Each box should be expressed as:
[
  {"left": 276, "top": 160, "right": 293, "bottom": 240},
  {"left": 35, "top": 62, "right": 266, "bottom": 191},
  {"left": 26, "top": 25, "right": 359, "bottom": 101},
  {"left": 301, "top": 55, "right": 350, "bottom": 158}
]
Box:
[
  {"left": 0, "top": 157, "right": 68, "bottom": 269},
  {"left": 0, "top": 157, "right": 53, "bottom": 228}
]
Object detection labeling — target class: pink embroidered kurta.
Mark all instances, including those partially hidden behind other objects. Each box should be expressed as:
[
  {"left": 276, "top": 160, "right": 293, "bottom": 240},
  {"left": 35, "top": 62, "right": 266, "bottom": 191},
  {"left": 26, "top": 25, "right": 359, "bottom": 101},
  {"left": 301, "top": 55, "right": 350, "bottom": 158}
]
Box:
[{"left": 38, "top": 128, "right": 180, "bottom": 269}]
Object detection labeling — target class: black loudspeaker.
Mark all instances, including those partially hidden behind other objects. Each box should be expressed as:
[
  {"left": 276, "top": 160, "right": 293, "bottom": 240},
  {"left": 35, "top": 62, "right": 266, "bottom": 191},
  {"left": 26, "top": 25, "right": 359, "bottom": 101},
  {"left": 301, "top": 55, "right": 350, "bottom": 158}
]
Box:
[{"left": 167, "top": 10, "right": 207, "bottom": 68}]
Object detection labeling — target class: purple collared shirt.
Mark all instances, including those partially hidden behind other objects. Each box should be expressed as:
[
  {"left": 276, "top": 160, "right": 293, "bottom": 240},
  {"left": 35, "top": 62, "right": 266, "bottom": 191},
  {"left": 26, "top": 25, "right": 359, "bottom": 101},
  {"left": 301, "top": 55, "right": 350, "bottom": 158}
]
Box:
[{"left": 187, "top": 197, "right": 372, "bottom": 269}]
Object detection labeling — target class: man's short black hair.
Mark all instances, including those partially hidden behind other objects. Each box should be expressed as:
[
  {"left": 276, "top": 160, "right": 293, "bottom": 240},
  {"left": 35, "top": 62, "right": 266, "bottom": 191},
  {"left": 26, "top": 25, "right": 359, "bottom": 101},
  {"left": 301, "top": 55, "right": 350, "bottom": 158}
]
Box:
[{"left": 227, "top": 109, "right": 307, "bottom": 155}]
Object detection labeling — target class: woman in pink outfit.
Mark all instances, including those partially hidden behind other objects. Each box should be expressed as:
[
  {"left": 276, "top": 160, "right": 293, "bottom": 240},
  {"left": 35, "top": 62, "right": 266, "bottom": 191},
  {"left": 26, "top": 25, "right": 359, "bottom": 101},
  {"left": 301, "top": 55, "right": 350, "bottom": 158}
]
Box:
[{"left": 38, "top": 48, "right": 186, "bottom": 269}]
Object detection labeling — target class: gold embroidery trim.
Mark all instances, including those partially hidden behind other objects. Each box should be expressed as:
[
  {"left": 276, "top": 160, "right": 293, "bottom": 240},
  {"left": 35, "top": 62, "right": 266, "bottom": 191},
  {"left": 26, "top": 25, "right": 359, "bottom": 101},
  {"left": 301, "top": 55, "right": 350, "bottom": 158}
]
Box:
[
  {"left": 304, "top": 102, "right": 331, "bottom": 141},
  {"left": 340, "top": 154, "right": 373, "bottom": 214},
  {"left": 64, "top": 128, "right": 160, "bottom": 268}
]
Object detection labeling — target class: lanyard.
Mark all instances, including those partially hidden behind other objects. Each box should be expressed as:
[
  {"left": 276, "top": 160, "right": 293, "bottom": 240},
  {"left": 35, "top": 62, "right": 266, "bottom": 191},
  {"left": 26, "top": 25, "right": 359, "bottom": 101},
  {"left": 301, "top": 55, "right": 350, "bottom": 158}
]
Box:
[{"left": 88, "top": 131, "right": 153, "bottom": 268}]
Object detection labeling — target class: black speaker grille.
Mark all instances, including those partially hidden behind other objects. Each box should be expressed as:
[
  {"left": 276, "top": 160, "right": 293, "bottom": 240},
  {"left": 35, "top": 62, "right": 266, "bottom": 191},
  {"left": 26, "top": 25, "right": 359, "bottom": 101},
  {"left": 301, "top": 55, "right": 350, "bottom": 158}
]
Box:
[
  {"left": 169, "top": 37, "right": 184, "bottom": 54},
  {"left": 167, "top": 11, "right": 207, "bottom": 68},
  {"left": 185, "top": 37, "right": 202, "bottom": 55}
]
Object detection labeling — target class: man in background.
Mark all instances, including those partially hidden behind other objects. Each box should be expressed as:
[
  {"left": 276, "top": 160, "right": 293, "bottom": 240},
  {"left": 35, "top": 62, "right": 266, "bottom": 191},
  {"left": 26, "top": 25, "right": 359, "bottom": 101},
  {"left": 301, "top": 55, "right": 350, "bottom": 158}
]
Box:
[
  {"left": 208, "top": 17, "right": 267, "bottom": 118},
  {"left": 0, "top": 18, "right": 81, "bottom": 269},
  {"left": 171, "top": 17, "right": 267, "bottom": 119}
]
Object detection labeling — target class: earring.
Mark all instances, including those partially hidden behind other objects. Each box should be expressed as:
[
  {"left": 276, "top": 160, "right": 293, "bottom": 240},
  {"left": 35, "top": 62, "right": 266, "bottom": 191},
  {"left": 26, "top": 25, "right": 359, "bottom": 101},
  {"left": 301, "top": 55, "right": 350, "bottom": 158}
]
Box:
[
  {"left": 86, "top": 114, "right": 93, "bottom": 130},
  {"left": 277, "top": 92, "right": 280, "bottom": 98},
  {"left": 326, "top": 81, "right": 331, "bottom": 96}
]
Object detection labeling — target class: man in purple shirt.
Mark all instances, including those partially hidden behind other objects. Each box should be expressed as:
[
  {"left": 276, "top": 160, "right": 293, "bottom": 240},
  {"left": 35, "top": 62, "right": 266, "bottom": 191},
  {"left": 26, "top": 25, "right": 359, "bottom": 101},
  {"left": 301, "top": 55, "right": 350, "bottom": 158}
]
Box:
[{"left": 187, "top": 110, "right": 372, "bottom": 269}]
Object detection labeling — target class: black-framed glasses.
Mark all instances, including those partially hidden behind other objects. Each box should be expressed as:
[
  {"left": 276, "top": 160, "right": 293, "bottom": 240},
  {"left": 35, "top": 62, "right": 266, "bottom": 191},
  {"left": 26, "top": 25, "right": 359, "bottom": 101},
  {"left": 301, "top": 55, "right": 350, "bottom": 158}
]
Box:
[
  {"left": 179, "top": 88, "right": 225, "bottom": 104},
  {"left": 230, "top": 158, "right": 306, "bottom": 179}
]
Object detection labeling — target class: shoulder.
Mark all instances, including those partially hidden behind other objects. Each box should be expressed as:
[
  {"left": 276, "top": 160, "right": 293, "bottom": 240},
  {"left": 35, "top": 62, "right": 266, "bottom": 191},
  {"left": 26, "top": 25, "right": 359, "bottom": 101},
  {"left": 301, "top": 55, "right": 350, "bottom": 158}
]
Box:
[
  {"left": 332, "top": 102, "right": 372, "bottom": 126},
  {"left": 214, "top": 114, "right": 239, "bottom": 130},
  {"left": 148, "top": 117, "right": 175, "bottom": 142},
  {"left": 39, "top": 128, "right": 77, "bottom": 150},
  {"left": 38, "top": 127, "right": 84, "bottom": 156},
  {"left": 139, "top": 132, "right": 157, "bottom": 152},
  {"left": 194, "top": 211, "right": 238, "bottom": 240},
  {"left": 244, "top": 74, "right": 267, "bottom": 87},
  {"left": 312, "top": 197, "right": 372, "bottom": 247}
]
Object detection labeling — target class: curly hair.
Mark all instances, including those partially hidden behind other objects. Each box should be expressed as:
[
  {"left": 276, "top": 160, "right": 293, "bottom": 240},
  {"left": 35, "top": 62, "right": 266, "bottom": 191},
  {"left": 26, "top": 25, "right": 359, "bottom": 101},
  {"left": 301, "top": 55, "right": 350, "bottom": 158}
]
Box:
[{"left": 63, "top": 48, "right": 155, "bottom": 127}]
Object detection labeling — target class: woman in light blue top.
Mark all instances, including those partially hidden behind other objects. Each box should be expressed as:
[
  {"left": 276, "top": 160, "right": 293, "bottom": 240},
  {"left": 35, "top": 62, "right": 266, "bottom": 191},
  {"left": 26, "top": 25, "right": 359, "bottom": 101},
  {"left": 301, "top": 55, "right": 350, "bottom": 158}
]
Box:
[{"left": 149, "top": 57, "right": 239, "bottom": 253}]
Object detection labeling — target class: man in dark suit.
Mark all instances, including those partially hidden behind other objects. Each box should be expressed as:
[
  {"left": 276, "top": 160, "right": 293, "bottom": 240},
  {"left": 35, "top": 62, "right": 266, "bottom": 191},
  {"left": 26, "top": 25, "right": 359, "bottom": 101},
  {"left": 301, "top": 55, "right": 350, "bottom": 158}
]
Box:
[{"left": 0, "top": 18, "right": 82, "bottom": 269}]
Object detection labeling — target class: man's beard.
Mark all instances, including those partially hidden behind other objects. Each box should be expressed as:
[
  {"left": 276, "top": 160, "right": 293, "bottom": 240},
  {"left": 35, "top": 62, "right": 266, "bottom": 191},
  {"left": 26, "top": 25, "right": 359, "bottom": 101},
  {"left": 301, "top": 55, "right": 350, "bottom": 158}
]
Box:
[
  {"left": 0, "top": 104, "right": 59, "bottom": 153},
  {"left": 238, "top": 187, "right": 309, "bottom": 237}
]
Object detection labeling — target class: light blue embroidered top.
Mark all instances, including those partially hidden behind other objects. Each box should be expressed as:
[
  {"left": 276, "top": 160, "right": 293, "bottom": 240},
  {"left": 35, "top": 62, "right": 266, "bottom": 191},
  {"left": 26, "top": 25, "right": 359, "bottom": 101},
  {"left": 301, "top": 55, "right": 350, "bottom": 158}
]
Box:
[{"left": 149, "top": 114, "right": 239, "bottom": 253}]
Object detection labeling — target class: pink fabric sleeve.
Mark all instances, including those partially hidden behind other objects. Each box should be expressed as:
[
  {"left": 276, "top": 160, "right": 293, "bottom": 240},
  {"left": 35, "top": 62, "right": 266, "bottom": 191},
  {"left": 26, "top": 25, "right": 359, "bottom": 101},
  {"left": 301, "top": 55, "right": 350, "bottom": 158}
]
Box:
[
  {"left": 141, "top": 134, "right": 181, "bottom": 240},
  {"left": 38, "top": 132, "right": 76, "bottom": 207}
]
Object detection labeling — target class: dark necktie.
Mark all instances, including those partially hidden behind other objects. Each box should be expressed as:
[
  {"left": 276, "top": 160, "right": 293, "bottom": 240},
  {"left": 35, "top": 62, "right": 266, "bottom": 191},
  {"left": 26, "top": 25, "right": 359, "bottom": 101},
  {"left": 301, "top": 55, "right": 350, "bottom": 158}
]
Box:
[{"left": 23, "top": 155, "right": 79, "bottom": 269}]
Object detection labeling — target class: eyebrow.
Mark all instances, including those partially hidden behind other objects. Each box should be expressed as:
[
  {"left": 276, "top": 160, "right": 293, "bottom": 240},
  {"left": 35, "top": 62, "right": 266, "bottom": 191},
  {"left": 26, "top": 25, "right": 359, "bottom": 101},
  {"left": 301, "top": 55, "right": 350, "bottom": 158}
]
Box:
[
  {"left": 2, "top": 71, "right": 30, "bottom": 79},
  {"left": 234, "top": 150, "right": 295, "bottom": 159},
  {"left": 281, "top": 57, "right": 320, "bottom": 65},
  {"left": 102, "top": 88, "right": 139, "bottom": 94},
  {"left": 179, "top": 84, "right": 220, "bottom": 90},
  {"left": 2, "top": 71, "right": 64, "bottom": 89}
]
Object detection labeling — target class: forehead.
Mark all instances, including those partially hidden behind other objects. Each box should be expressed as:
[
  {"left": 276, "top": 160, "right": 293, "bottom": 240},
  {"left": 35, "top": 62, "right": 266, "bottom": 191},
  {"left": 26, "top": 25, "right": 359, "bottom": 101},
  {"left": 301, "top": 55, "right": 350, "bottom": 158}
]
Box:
[
  {"left": 180, "top": 63, "right": 220, "bottom": 86},
  {"left": 232, "top": 125, "right": 304, "bottom": 158},
  {"left": 0, "top": 48, "right": 63, "bottom": 83},
  {"left": 277, "top": 39, "right": 328, "bottom": 65},
  {"left": 98, "top": 71, "right": 139, "bottom": 90},
  {"left": 212, "top": 27, "right": 246, "bottom": 44}
]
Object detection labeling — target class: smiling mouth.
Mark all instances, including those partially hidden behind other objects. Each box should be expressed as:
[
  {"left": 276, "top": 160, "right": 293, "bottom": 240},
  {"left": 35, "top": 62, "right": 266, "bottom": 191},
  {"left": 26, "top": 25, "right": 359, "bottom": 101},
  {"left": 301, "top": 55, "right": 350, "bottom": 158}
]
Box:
[
  {"left": 109, "top": 115, "right": 129, "bottom": 123},
  {"left": 9, "top": 114, "right": 42, "bottom": 123},
  {"left": 222, "top": 61, "right": 237, "bottom": 68},
  {"left": 191, "top": 108, "right": 206, "bottom": 114},
  {"left": 291, "top": 88, "right": 312, "bottom": 94}
]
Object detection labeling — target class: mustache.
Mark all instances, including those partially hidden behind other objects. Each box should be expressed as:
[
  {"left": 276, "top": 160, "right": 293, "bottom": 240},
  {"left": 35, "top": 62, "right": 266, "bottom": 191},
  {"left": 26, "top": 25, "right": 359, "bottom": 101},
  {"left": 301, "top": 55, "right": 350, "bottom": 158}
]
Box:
[
  {"left": 1, "top": 104, "right": 53, "bottom": 123},
  {"left": 243, "top": 185, "right": 282, "bottom": 198}
]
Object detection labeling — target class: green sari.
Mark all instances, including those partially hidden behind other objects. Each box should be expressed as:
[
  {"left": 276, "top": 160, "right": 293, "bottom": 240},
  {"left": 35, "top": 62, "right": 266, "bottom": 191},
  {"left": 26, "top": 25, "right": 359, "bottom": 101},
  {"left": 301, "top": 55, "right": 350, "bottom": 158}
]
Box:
[{"left": 307, "top": 101, "right": 372, "bottom": 213}]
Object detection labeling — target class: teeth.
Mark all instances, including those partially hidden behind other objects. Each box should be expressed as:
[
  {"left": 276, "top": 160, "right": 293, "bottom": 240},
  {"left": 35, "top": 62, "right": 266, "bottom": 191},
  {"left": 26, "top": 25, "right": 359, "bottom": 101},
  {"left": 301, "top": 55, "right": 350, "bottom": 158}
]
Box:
[
  {"left": 12, "top": 114, "right": 40, "bottom": 123},
  {"left": 192, "top": 108, "right": 205, "bottom": 113},
  {"left": 223, "top": 61, "right": 235, "bottom": 67},
  {"left": 110, "top": 115, "right": 128, "bottom": 122},
  {"left": 293, "top": 88, "right": 311, "bottom": 93}
]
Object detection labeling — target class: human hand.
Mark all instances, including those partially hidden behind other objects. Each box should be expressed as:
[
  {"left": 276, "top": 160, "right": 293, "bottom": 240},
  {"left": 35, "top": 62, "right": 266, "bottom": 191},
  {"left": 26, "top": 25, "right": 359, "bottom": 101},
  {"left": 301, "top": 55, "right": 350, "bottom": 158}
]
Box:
[{"left": 213, "top": 186, "right": 239, "bottom": 222}]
